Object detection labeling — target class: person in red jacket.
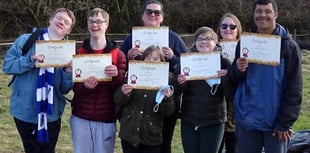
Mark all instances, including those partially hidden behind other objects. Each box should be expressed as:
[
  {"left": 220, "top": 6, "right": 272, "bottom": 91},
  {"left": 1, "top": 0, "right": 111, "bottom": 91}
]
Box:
[{"left": 70, "top": 8, "right": 127, "bottom": 153}]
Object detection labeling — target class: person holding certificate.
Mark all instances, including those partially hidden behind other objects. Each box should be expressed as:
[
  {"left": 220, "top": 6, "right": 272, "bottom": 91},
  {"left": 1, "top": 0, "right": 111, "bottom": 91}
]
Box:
[
  {"left": 120, "top": 1, "right": 188, "bottom": 153},
  {"left": 2, "top": 8, "right": 75, "bottom": 153},
  {"left": 229, "top": 0, "right": 302, "bottom": 153},
  {"left": 70, "top": 8, "right": 127, "bottom": 153},
  {"left": 176, "top": 27, "right": 233, "bottom": 153},
  {"left": 114, "top": 45, "right": 175, "bottom": 153},
  {"left": 216, "top": 13, "right": 242, "bottom": 153}
]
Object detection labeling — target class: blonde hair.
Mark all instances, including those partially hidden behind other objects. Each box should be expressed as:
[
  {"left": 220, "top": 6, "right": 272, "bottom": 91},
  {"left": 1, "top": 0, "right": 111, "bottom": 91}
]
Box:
[
  {"left": 50, "top": 8, "right": 76, "bottom": 30},
  {"left": 216, "top": 13, "right": 242, "bottom": 40}
]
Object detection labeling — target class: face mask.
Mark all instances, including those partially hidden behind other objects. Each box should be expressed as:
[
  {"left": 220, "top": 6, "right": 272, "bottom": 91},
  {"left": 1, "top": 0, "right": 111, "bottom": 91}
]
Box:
[
  {"left": 154, "top": 85, "right": 174, "bottom": 112},
  {"left": 205, "top": 78, "right": 221, "bottom": 95}
]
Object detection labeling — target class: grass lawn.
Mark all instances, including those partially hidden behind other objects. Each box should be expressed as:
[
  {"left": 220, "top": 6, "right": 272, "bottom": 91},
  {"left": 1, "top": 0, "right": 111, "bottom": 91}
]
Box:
[{"left": 0, "top": 50, "right": 309, "bottom": 153}]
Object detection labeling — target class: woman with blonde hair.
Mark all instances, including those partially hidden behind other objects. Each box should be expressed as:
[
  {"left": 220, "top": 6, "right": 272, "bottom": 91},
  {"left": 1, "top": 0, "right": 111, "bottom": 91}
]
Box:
[{"left": 216, "top": 13, "right": 243, "bottom": 153}]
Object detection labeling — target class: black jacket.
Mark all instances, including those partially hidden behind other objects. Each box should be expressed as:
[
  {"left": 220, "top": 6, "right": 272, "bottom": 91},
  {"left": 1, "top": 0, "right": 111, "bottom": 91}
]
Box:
[{"left": 176, "top": 56, "right": 234, "bottom": 127}]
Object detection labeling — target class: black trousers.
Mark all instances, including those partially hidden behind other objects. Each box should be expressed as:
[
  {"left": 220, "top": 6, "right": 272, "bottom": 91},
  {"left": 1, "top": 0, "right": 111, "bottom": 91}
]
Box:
[
  {"left": 218, "top": 131, "right": 236, "bottom": 153},
  {"left": 121, "top": 140, "right": 161, "bottom": 153},
  {"left": 159, "top": 96, "right": 180, "bottom": 153},
  {"left": 14, "top": 117, "right": 61, "bottom": 153}
]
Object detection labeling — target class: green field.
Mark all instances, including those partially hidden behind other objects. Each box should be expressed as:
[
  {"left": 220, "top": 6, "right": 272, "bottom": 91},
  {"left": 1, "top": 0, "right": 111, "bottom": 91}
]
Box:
[{"left": 0, "top": 50, "right": 309, "bottom": 153}]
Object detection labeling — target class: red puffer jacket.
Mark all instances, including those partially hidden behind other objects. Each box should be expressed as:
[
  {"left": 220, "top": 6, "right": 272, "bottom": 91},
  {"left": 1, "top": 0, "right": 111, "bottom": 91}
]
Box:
[{"left": 72, "top": 38, "right": 127, "bottom": 122}]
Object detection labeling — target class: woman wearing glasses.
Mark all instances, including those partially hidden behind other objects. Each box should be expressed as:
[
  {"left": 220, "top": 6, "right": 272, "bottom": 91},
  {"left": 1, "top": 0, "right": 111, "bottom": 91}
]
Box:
[
  {"left": 119, "top": 1, "right": 188, "bottom": 153},
  {"left": 216, "top": 13, "right": 242, "bottom": 153},
  {"left": 176, "top": 27, "right": 234, "bottom": 153}
]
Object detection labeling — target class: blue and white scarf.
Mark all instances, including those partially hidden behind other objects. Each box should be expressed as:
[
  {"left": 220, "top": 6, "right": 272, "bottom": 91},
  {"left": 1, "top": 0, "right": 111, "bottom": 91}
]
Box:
[{"left": 36, "top": 30, "right": 54, "bottom": 142}]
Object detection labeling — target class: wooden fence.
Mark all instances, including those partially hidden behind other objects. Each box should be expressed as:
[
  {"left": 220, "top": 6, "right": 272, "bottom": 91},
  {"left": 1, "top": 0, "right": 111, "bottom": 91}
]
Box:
[{"left": 1, "top": 32, "right": 309, "bottom": 55}]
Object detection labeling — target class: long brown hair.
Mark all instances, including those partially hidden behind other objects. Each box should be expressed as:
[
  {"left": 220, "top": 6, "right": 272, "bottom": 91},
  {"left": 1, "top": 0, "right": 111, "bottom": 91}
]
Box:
[{"left": 216, "top": 13, "right": 242, "bottom": 40}]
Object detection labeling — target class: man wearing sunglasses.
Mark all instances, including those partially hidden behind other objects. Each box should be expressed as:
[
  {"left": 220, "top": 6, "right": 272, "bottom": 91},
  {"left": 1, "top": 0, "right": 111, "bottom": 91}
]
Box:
[
  {"left": 229, "top": 0, "right": 302, "bottom": 153},
  {"left": 119, "top": 1, "right": 187, "bottom": 153}
]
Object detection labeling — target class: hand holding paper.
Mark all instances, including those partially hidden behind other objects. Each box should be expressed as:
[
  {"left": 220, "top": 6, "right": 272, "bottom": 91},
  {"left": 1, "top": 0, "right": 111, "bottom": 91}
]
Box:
[
  {"left": 128, "top": 48, "right": 142, "bottom": 60},
  {"left": 177, "top": 74, "right": 187, "bottom": 84},
  {"left": 84, "top": 76, "right": 98, "bottom": 89},
  {"left": 121, "top": 84, "right": 133, "bottom": 95},
  {"left": 237, "top": 57, "right": 248, "bottom": 72},
  {"left": 105, "top": 65, "right": 118, "bottom": 77}
]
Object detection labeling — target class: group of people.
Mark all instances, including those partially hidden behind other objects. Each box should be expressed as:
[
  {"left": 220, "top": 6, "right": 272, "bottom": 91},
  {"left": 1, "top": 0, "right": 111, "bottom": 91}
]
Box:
[{"left": 2, "top": 0, "right": 302, "bottom": 153}]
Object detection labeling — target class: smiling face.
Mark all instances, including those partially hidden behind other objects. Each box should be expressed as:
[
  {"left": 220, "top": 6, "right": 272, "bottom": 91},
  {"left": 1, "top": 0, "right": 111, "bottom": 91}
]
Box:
[
  {"left": 195, "top": 32, "right": 217, "bottom": 53},
  {"left": 220, "top": 17, "right": 238, "bottom": 40},
  {"left": 254, "top": 3, "right": 278, "bottom": 34},
  {"left": 142, "top": 3, "right": 163, "bottom": 27},
  {"left": 48, "top": 11, "right": 74, "bottom": 37},
  {"left": 87, "top": 13, "right": 109, "bottom": 38}
]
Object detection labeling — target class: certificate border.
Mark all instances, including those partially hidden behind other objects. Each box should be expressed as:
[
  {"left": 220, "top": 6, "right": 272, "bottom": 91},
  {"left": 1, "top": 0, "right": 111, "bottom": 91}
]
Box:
[
  {"left": 35, "top": 40, "right": 76, "bottom": 67},
  {"left": 128, "top": 60, "right": 169, "bottom": 90},
  {"left": 241, "top": 32, "right": 281, "bottom": 65},
  {"left": 72, "top": 54, "right": 112, "bottom": 82},
  {"left": 180, "top": 51, "right": 221, "bottom": 80}
]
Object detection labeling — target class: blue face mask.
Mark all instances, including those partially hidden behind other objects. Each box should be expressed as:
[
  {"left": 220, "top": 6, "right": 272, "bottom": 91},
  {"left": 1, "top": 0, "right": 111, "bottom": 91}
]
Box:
[
  {"left": 205, "top": 78, "right": 221, "bottom": 95},
  {"left": 154, "top": 85, "right": 174, "bottom": 112}
]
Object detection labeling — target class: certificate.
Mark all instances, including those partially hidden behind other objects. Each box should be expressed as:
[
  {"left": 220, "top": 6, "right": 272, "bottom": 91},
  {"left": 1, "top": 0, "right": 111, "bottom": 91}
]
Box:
[
  {"left": 35, "top": 40, "right": 75, "bottom": 67},
  {"left": 180, "top": 52, "right": 220, "bottom": 80},
  {"left": 72, "top": 54, "right": 112, "bottom": 82},
  {"left": 132, "top": 26, "right": 169, "bottom": 51},
  {"left": 240, "top": 32, "right": 281, "bottom": 65},
  {"left": 220, "top": 40, "right": 238, "bottom": 62},
  {"left": 127, "top": 60, "right": 169, "bottom": 90}
]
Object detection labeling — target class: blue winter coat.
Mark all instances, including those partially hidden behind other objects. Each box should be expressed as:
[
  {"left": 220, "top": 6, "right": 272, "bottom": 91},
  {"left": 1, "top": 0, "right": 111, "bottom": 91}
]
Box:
[
  {"left": 230, "top": 24, "right": 302, "bottom": 131},
  {"left": 2, "top": 30, "right": 72, "bottom": 124}
]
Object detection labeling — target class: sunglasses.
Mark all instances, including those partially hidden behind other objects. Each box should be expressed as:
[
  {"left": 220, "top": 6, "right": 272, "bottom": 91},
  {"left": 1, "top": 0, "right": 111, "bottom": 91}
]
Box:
[
  {"left": 221, "top": 24, "right": 237, "bottom": 30},
  {"left": 144, "top": 9, "right": 162, "bottom": 17}
]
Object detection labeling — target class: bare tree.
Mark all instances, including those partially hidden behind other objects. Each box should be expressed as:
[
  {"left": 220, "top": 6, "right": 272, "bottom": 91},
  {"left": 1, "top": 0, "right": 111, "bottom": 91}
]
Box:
[{"left": 0, "top": 0, "right": 308, "bottom": 40}]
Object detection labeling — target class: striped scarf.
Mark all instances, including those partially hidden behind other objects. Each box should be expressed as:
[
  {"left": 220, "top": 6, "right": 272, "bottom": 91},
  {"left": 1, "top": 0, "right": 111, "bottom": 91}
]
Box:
[{"left": 36, "top": 29, "right": 54, "bottom": 142}]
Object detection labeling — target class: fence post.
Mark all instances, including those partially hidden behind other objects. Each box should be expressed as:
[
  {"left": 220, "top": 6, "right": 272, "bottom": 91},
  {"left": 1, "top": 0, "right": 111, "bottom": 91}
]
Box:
[{"left": 294, "top": 29, "right": 297, "bottom": 40}]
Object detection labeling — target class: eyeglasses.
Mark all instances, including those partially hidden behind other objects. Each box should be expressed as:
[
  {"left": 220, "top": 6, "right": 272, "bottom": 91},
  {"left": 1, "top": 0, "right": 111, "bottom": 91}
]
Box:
[
  {"left": 196, "top": 37, "right": 214, "bottom": 42},
  {"left": 87, "top": 20, "right": 107, "bottom": 25},
  {"left": 144, "top": 9, "right": 162, "bottom": 17},
  {"left": 221, "top": 24, "right": 237, "bottom": 30}
]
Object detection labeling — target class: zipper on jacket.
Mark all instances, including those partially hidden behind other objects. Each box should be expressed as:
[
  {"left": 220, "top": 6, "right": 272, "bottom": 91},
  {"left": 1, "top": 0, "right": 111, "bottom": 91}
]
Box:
[{"left": 195, "top": 125, "right": 200, "bottom": 131}]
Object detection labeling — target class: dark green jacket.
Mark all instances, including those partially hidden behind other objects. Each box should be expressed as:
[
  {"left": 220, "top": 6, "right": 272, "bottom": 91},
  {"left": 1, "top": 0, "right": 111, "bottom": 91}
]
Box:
[{"left": 114, "top": 87, "right": 175, "bottom": 147}]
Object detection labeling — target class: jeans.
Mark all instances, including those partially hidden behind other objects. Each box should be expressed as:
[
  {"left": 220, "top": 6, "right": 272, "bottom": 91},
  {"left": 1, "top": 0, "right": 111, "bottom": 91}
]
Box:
[
  {"left": 181, "top": 121, "right": 224, "bottom": 153},
  {"left": 235, "top": 123, "right": 288, "bottom": 153}
]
